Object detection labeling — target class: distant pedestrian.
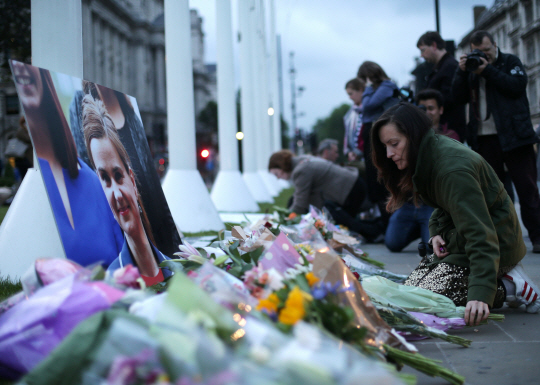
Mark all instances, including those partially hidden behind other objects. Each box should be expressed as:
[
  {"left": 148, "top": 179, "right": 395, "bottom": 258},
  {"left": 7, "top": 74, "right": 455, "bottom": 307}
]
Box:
[
  {"left": 317, "top": 139, "right": 339, "bottom": 163},
  {"left": 343, "top": 78, "right": 365, "bottom": 161},
  {"left": 416, "top": 89, "right": 459, "bottom": 140},
  {"left": 417, "top": 31, "right": 466, "bottom": 141}
]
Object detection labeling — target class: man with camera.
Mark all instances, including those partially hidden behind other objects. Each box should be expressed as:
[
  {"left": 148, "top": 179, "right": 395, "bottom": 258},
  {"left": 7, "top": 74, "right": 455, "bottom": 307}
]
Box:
[
  {"left": 417, "top": 31, "right": 466, "bottom": 141},
  {"left": 452, "top": 30, "right": 540, "bottom": 253}
]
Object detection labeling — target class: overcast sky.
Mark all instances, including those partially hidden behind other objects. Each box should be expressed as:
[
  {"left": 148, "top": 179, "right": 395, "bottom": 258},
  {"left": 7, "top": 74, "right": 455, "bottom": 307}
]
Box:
[{"left": 189, "top": 0, "right": 494, "bottom": 133}]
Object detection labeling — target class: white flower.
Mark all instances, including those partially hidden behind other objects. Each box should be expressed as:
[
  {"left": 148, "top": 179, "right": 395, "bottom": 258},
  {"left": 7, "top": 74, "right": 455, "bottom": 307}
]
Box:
[
  {"left": 266, "top": 268, "right": 285, "bottom": 291},
  {"left": 175, "top": 241, "right": 202, "bottom": 259}
]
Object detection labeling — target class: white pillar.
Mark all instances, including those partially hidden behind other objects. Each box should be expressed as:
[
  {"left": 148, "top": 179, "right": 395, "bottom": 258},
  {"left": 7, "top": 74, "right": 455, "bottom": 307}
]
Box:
[
  {"left": 32, "top": 0, "right": 84, "bottom": 78},
  {"left": 253, "top": 0, "right": 279, "bottom": 197},
  {"left": 210, "top": 0, "right": 259, "bottom": 212},
  {"left": 269, "top": 0, "right": 282, "bottom": 153},
  {"left": 0, "top": 0, "right": 83, "bottom": 278},
  {"left": 161, "top": 0, "right": 224, "bottom": 232},
  {"left": 239, "top": 0, "right": 272, "bottom": 203}
]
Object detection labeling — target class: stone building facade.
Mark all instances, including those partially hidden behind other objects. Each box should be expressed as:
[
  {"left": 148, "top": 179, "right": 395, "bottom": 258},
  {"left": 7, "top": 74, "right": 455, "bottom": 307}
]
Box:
[
  {"left": 458, "top": 0, "right": 540, "bottom": 124},
  {"left": 82, "top": 0, "right": 216, "bottom": 153},
  {"left": 1, "top": 0, "right": 217, "bottom": 164}
]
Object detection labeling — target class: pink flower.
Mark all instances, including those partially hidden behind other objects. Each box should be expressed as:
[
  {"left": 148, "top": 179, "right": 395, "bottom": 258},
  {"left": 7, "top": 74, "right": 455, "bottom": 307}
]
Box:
[
  {"left": 259, "top": 272, "right": 269, "bottom": 285},
  {"left": 251, "top": 286, "right": 265, "bottom": 299},
  {"left": 112, "top": 264, "right": 142, "bottom": 288}
]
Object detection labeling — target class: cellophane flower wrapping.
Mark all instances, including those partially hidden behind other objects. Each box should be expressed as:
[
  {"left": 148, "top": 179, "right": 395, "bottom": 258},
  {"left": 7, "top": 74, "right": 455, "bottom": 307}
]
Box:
[
  {"left": 0, "top": 268, "right": 124, "bottom": 380},
  {"left": 340, "top": 250, "right": 407, "bottom": 283},
  {"left": 311, "top": 249, "right": 415, "bottom": 353},
  {"left": 362, "top": 275, "right": 463, "bottom": 317}
]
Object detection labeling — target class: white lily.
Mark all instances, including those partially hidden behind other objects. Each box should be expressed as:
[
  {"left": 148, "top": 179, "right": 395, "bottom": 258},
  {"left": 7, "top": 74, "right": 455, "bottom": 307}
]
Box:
[{"left": 174, "top": 241, "right": 202, "bottom": 259}]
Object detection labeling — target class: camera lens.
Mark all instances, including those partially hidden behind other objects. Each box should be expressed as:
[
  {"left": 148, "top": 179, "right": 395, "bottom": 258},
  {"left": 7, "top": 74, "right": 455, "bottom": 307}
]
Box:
[{"left": 465, "top": 57, "right": 481, "bottom": 71}]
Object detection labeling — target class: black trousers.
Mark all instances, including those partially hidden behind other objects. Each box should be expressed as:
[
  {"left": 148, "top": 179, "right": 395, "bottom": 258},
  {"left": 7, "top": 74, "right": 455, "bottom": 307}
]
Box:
[
  {"left": 477, "top": 135, "right": 540, "bottom": 243},
  {"left": 341, "top": 174, "right": 367, "bottom": 217},
  {"left": 362, "top": 122, "right": 390, "bottom": 223}
]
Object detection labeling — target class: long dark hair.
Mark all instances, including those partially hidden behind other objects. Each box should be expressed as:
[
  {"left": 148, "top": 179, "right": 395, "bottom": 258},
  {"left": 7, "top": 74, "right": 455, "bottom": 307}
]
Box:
[
  {"left": 357, "top": 61, "right": 389, "bottom": 90},
  {"left": 31, "top": 68, "right": 79, "bottom": 179},
  {"left": 371, "top": 103, "right": 432, "bottom": 212}
]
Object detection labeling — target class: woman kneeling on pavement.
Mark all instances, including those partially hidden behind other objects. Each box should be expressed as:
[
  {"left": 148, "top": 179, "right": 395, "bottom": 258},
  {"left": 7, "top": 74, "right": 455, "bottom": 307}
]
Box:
[{"left": 371, "top": 102, "right": 540, "bottom": 326}]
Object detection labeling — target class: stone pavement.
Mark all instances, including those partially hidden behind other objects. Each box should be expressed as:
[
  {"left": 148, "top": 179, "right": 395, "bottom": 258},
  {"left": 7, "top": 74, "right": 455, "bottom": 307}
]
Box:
[{"left": 361, "top": 235, "right": 540, "bottom": 385}]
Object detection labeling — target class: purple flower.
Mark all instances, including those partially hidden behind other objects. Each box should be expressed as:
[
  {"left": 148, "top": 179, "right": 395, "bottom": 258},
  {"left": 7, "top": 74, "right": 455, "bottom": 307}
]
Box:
[
  {"left": 311, "top": 281, "right": 353, "bottom": 299},
  {"left": 107, "top": 349, "right": 154, "bottom": 385}
]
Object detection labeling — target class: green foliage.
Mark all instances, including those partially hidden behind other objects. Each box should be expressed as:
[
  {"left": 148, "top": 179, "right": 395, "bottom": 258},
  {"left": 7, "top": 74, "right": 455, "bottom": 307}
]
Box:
[
  {"left": 0, "top": 161, "right": 16, "bottom": 187},
  {"left": 258, "top": 187, "right": 294, "bottom": 213},
  {"left": 222, "top": 240, "right": 264, "bottom": 279},
  {"left": 197, "top": 101, "right": 218, "bottom": 133},
  {"left": 312, "top": 103, "right": 350, "bottom": 162},
  {"left": 0, "top": 276, "right": 22, "bottom": 302},
  {"left": 0, "top": 0, "right": 31, "bottom": 80}
]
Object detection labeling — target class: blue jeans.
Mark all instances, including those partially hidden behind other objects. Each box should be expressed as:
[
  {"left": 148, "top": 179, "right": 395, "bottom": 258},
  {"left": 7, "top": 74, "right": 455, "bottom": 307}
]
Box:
[{"left": 385, "top": 203, "right": 433, "bottom": 252}]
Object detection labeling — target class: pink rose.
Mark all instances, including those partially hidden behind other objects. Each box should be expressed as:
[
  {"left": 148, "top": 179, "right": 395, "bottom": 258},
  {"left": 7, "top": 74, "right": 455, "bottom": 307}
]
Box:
[{"left": 112, "top": 265, "right": 142, "bottom": 288}]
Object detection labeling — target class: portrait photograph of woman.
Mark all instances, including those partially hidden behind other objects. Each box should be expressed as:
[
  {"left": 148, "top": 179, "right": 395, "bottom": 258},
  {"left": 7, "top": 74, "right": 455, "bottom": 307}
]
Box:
[{"left": 10, "top": 61, "right": 179, "bottom": 284}]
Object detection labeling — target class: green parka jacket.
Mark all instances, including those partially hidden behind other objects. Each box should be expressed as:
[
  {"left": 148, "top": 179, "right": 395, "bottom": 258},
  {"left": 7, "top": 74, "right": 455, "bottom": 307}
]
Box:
[{"left": 412, "top": 129, "right": 525, "bottom": 306}]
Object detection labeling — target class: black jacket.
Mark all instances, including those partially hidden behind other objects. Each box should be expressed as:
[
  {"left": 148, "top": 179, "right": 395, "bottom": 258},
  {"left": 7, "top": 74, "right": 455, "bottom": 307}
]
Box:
[
  {"left": 452, "top": 49, "right": 539, "bottom": 152},
  {"left": 427, "top": 53, "right": 466, "bottom": 141}
]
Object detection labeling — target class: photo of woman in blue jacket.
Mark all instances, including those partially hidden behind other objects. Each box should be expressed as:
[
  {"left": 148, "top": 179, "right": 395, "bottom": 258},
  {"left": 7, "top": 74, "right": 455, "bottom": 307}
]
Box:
[
  {"left": 11, "top": 61, "right": 124, "bottom": 267},
  {"left": 371, "top": 102, "right": 540, "bottom": 326},
  {"left": 81, "top": 94, "right": 172, "bottom": 286}
]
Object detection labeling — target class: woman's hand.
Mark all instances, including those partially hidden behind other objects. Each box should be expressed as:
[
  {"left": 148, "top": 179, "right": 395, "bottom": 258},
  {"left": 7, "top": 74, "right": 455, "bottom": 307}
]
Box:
[
  {"left": 432, "top": 235, "right": 449, "bottom": 259},
  {"left": 347, "top": 152, "right": 357, "bottom": 161},
  {"left": 464, "top": 300, "right": 490, "bottom": 326}
]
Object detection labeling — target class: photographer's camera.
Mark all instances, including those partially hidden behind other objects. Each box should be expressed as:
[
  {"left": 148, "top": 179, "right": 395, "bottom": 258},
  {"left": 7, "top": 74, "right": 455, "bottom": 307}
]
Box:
[{"left": 465, "top": 49, "right": 487, "bottom": 71}]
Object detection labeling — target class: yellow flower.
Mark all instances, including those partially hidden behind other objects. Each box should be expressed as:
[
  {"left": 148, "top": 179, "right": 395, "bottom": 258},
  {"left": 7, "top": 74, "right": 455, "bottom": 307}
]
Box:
[
  {"left": 256, "top": 293, "right": 280, "bottom": 313},
  {"left": 278, "top": 304, "right": 305, "bottom": 325},
  {"left": 305, "top": 272, "right": 320, "bottom": 287},
  {"left": 278, "top": 286, "right": 312, "bottom": 325}
]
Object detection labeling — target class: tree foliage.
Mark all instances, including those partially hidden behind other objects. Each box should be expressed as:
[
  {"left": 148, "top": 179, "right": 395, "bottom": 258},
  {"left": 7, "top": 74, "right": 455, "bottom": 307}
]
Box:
[
  {"left": 311, "top": 103, "right": 350, "bottom": 161},
  {"left": 197, "top": 100, "right": 218, "bottom": 133},
  {"left": 0, "top": 0, "right": 31, "bottom": 80}
]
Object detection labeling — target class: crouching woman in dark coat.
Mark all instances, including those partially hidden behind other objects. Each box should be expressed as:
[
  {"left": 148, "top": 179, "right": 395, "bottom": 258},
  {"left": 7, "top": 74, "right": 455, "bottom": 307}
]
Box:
[{"left": 371, "top": 102, "right": 540, "bottom": 326}]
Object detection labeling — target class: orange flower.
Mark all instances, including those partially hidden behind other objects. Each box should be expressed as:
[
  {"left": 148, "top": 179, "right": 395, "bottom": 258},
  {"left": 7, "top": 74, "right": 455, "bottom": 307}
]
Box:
[
  {"left": 314, "top": 220, "right": 324, "bottom": 229},
  {"left": 286, "top": 212, "right": 297, "bottom": 220},
  {"left": 305, "top": 272, "right": 320, "bottom": 287},
  {"left": 256, "top": 293, "right": 280, "bottom": 313}
]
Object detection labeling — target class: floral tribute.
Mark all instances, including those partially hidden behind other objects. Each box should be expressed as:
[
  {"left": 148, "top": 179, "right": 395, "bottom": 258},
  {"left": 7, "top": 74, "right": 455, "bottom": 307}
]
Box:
[{"left": 0, "top": 205, "right": 501, "bottom": 385}]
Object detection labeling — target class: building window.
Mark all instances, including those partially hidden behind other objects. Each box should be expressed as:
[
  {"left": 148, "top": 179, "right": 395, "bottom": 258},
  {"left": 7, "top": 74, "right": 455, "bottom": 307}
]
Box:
[
  {"left": 526, "top": 37, "right": 536, "bottom": 64},
  {"left": 511, "top": 7, "right": 520, "bottom": 30},
  {"left": 512, "top": 37, "right": 520, "bottom": 56},
  {"left": 501, "top": 25, "right": 508, "bottom": 50},
  {"left": 5, "top": 95, "right": 19, "bottom": 115},
  {"left": 529, "top": 78, "right": 538, "bottom": 113},
  {"left": 525, "top": 1, "right": 534, "bottom": 25}
]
